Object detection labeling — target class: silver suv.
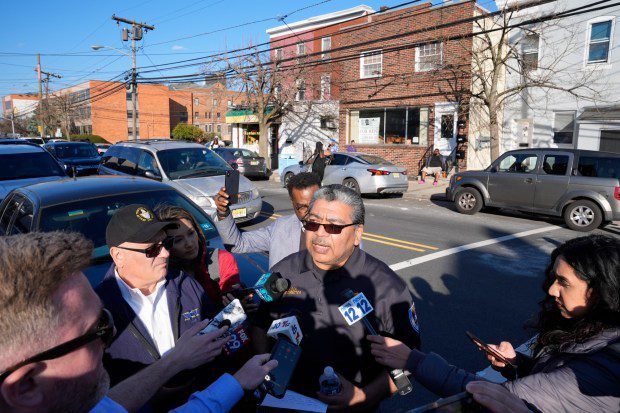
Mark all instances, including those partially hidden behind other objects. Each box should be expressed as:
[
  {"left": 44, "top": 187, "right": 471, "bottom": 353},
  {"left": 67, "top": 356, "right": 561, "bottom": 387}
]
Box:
[
  {"left": 447, "top": 149, "right": 620, "bottom": 231},
  {"left": 98, "top": 139, "right": 261, "bottom": 222}
]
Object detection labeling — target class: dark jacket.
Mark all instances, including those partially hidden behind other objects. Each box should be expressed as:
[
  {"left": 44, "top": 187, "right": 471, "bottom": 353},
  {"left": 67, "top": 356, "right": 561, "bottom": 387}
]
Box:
[
  {"left": 406, "top": 328, "right": 620, "bottom": 413},
  {"left": 96, "top": 264, "right": 219, "bottom": 412},
  {"left": 425, "top": 154, "right": 447, "bottom": 170}
]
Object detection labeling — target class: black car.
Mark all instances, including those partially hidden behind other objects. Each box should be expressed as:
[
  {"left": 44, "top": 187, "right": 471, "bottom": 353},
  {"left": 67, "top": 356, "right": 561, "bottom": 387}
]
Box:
[
  {"left": 43, "top": 141, "right": 101, "bottom": 176},
  {"left": 0, "top": 176, "right": 268, "bottom": 287},
  {"left": 213, "top": 147, "right": 269, "bottom": 179}
]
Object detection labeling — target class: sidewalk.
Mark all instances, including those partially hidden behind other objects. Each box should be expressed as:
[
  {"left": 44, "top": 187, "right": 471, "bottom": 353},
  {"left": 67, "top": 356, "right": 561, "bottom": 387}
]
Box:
[{"left": 402, "top": 177, "right": 449, "bottom": 200}]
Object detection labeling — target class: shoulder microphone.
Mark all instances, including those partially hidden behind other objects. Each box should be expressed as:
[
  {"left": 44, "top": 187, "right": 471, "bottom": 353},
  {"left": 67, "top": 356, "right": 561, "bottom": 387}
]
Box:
[{"left": 341, "top": 288, "right": 413, "bottom": 396}]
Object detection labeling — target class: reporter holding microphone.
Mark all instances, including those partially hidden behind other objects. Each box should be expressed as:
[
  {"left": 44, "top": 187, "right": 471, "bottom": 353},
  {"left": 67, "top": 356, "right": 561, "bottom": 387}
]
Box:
[{"left": 369, "top": 235, "right": 620, "bottom": 413}]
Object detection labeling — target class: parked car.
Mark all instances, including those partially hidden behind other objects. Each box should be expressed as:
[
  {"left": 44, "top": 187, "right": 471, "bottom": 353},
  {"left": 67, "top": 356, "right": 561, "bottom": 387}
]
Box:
[
  {"left": 280, "top": 152, "right": 409, "bottom": 194},
  {"left": 447, "top": 148, "right": 620, "bottom": 232},
  {"left": 19, "top": 137, "right": 45, "bottom": 146},
  {"left": 43, "top": 141, "right": 101, "bottom": 175},
  {"left": 0, "top": 176, "right": 269, "bottom": 286},
  {"left": 98, "top": 139, "right": 262, "bottom": 223},
  {"left": 95, "top": 143, "right": 111, "bottom": 156},
  {"left": 0, "top": 143, "right": 67, "bottom": 201},
  {"left": 212, "top": 147, "right": 269, "bottom": 179}
]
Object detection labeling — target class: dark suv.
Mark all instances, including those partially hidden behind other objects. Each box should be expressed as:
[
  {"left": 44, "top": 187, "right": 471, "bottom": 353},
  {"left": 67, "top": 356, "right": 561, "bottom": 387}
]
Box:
[
  {"left": 44, "top": 141, "right": 101, "bottom": 175},
  {"left": 447, "top": 149, "right": 620, "bottom": 231}
]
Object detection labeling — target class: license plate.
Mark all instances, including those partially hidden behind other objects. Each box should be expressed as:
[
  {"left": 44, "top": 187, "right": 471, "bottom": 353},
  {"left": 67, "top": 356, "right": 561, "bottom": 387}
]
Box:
[
  {"left": 338, "top": 292, "right": 374, "bottom": 326},
  {"left": 393, "top": 173, "right": 400, "bottom": 178},
  {"left": 232, "top": 208, "right": 247, "bottom": 218},
  {"left": 250, "top": 160, "right": 259, "bottom": 165}
]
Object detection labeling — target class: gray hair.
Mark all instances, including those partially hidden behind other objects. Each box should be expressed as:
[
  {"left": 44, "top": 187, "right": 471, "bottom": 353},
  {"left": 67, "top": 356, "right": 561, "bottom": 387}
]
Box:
[{"left": 309, "top": 184, "right": 365, "bottom": 225}]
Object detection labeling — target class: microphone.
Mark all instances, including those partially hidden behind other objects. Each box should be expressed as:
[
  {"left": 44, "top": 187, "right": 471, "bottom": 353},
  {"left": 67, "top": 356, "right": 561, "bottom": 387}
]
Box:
[
  {"left": 341, "top": 289, "right": 413, "bottom": 396},
  {"left": 267, "top": 315, "right": 303, "bottom": 345},
  {"left": 199, "top": 298, "right": 250, "bottom": 355},
  {"left": 225, "top": 272, "right": 291, "bottom": 302}
]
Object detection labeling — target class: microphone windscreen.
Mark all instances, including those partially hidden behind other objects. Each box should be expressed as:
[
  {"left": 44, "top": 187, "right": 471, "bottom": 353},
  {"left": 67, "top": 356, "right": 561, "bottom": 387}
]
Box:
[{"left": 274, "top": 277, "right": 291, "bottom": 293}]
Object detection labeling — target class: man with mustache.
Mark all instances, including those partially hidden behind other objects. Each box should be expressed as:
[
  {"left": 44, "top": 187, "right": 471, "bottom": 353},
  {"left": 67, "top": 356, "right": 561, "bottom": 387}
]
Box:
[
  {"left": 253, "top": 185, "right": 421, "bottom": 411},
  {"left": 96, "top": 204, "right": 225, "bottom": 412}
]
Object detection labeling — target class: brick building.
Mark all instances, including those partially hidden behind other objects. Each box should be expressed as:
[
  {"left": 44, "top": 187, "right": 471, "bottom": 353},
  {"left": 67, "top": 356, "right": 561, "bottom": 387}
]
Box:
[
  {"left": 51, "top": 80, "right": 238, "bottom": 143},
  {"left": 335, "top": 0, "right": 481, "bottom": 174},
  {"left": 2, "top": 93, "right": 39, "bottom": 119}
]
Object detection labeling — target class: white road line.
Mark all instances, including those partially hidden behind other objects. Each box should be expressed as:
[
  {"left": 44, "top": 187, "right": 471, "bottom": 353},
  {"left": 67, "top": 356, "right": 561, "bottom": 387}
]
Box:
[{"left": 389, "top": 225, "right": 562, "bottom": 271}]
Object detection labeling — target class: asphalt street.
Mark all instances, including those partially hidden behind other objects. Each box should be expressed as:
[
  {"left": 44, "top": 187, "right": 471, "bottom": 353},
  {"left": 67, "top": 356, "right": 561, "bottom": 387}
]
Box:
[{"left": 242, "top": 179, "right": 620, "bottom": 411}]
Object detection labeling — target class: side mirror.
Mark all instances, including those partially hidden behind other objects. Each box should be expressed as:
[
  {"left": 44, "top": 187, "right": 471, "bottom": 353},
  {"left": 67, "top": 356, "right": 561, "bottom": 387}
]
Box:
[
  {"left": 144, "top": 170, "right": 162, "bottom": 181},
  {"left": 298, "top": 161, "right": 304, "bottom": 166}
]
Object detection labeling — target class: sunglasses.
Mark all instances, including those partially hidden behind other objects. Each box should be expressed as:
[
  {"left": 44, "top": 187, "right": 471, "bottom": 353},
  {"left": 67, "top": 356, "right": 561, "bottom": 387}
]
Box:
[
  {"left": 117, "top": 236, "right": 174, "bottom": 258},
  {"left": 0, "top": 309, "right": 115, "bottom": 382},
  {"left": 302, "top": 220, "right": 358, "bottom": 235}
]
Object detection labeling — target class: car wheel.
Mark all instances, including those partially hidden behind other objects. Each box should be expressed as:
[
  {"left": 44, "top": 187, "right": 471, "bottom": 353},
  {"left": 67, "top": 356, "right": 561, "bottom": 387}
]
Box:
[
  {"left": 283, "top": 172, "right": 294, "bottom": 187},
  {"left": 343, "top": 178, "right": 361, "bottom": 194},
  {"left": 454, "top": 188, "right": 483, "bottom": 215},
  {"left": 563, "top": 200, "right": 602, "bottom": 232}
]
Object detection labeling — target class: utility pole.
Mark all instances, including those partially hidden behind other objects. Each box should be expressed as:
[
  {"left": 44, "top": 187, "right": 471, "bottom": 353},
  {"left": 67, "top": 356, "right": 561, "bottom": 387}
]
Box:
[
  {"left": 35, "top": 55, "right": 61, "bottom": 138},
  {"left": 112, "top": 15, "right": 154, "bottom": 141}
]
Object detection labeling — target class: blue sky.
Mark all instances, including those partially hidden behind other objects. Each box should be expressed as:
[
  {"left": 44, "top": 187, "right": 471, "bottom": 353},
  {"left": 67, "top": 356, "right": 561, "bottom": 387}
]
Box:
[{"left": 0, "top": 0, "right": 497, "bottom": 97}]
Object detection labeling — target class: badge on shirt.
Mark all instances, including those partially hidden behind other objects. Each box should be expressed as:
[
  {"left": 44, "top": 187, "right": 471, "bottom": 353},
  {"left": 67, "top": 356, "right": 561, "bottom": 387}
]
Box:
[
  {"left": 408, "top": 303, "right": 420, "bottom": 334},
  {"left": 182, "top": 308, "right": 200, "bottom": 322}
]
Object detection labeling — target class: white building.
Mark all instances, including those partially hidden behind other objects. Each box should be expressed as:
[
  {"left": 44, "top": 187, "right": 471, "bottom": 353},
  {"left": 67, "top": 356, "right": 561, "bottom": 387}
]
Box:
[
  {"left": 2, "top": 94, "right": 39, "bottom": 120},
  {"left": 501, "top": 0, "right": 620, "bottom": 154}
]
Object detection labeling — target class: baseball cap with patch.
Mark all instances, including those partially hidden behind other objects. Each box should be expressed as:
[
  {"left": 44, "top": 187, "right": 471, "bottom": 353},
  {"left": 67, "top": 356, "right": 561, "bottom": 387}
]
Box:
[{"left": 106, "top": 204, "right": 178, "bottom": 247}]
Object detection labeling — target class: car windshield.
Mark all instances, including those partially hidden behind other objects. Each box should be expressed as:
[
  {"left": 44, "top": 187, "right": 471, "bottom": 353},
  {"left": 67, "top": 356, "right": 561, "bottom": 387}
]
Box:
[
  {"left": 157, "top": 148, "right": 231, "bottom": 179},
  {"left": 39, "top": 189, "right": 219, "bottom": 260},
  {"left": 0, "top": 152, "right": 66, "bottom": 180},
  {"left": 54, "top": 144, "right": 99, "bottom": 159},
  {"left": 232, "top": 149, "right": 259, "bottom": 158},
  {"left": 354, "top": 154, "right": 393, "bottom": 165}
]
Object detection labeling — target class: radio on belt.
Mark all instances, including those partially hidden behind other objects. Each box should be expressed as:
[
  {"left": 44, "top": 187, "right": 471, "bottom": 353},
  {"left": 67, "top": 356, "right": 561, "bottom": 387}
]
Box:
[{"left": 199, "top": 299, "right": 249, "bottom": 355}]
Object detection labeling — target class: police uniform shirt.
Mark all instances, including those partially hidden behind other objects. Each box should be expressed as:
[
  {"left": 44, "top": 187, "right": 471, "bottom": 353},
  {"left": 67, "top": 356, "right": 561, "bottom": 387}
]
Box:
[{"left": 256, "top": 247, "right": 421, "bottom": 396}]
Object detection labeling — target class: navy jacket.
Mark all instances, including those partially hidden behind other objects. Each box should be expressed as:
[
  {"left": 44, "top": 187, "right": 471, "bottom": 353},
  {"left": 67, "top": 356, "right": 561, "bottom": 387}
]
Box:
[{"left": 96, "top": 264, "right": 219, "bottom": 412}]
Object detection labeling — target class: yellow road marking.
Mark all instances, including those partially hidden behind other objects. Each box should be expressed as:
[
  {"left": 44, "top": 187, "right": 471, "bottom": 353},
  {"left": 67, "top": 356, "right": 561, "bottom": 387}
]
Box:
[
  {"left": 361, "top": 236, "right": 426, "bottom": 252},
  {"left": 363, "top": 232, "right": 439, "bottom": 250}
]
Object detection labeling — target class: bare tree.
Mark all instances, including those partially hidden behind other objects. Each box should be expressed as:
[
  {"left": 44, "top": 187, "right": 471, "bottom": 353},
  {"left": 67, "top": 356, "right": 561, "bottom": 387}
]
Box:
[
  {"left": 439, "top": 0, "right": 604, "bottom": 159},
  {"left": 223, "top": 44, "right": 309, "bottom": 158}
]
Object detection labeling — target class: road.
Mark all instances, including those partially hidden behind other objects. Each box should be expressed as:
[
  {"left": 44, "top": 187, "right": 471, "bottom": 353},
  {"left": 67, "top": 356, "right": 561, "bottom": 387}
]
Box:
[{"left": 242, "top": 180, "right": 619, "bottom": 411}]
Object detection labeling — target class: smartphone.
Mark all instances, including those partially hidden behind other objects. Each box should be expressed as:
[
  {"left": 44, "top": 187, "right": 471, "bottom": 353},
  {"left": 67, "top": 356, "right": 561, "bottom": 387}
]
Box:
[
  {"left": 465, "top": 331, "right": 515, "bottom": 368},
  {"left": 264, "top": 337, "right": 301, "bottom": 398},
  {"left": 224, "top": 169, "right": 240, "bottom": 205},
  {"left": 408, "top": 391, "right": 485, "bottom": 412}
]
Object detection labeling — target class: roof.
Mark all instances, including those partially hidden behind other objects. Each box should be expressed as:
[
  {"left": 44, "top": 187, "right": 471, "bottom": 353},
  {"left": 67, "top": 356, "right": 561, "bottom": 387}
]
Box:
[
  {"left": 266, "top": 5, "right": 374, "bottom": 37},
  {"left": 116, "top": 139, "right": 204, "bottom": 150},
  {"left": 0, "top": 144, "right": 45, "bottom": 154},
  {"left": 18, "top": 176, "right": 173, "bottom": 207},
  {"left": 45, "top": 141, "right": 94, "bottom": 146},
  {"left": 577, "top": 105, "right": 620, "bottom": 121}
]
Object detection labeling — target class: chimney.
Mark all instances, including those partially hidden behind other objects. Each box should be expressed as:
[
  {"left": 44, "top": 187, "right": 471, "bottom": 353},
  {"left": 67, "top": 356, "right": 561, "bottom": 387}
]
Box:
[{"left": 380, "top": 6, "right": 388, "bottom": 11}]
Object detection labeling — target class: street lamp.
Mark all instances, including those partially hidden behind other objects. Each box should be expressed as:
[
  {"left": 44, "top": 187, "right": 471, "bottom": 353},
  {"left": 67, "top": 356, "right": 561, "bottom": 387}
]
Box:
[{"left": 91, "top": 44, "right": 137, "bottom": 140}]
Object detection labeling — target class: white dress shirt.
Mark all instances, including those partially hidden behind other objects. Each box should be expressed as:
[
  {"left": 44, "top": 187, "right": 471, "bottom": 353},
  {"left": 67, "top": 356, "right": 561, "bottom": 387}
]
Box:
[{"left": 114, "top": 270, "right": 176, "bottom": 356}]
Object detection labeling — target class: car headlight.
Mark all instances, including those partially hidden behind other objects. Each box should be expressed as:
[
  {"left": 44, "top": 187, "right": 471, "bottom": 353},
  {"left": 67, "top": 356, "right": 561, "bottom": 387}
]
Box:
[
  {"left": 251, "top": 188, "right": 260, "bottom": 199},
  {"left": 189, "top": 195, "right": 215, "bottom": 208}
]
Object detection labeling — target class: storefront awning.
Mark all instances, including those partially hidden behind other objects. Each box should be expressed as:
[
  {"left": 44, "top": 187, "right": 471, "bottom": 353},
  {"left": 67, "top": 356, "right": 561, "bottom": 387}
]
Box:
[{"left": 226, "top": 109, "right": 258, "bottom": 124}]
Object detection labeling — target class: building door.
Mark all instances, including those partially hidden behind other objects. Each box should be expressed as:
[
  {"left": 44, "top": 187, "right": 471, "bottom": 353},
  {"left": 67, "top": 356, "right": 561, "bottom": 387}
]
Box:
[
  {"left": 434, "top": 102, "right": 457, "bottom": 156},
  {"left": 270, "top": 124, "right": 279, "bottom": 170},
  {"left": 600, "top": 130, "right": 620, "bottom": 153}
]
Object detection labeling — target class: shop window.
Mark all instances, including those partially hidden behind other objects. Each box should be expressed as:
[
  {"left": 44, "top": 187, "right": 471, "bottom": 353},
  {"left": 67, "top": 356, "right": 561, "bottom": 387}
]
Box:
[{"left": 352, "top": 107, "right": 425, "bottom": 145}]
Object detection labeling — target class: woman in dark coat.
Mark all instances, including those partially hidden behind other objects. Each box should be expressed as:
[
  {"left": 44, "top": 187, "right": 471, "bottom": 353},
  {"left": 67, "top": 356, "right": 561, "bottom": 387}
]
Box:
[
  {"left": 307, "top": 141, "right": 330, "bottom": 182},
  {"left": 369, "top": 234, "right": 620, "bottom": 413}
]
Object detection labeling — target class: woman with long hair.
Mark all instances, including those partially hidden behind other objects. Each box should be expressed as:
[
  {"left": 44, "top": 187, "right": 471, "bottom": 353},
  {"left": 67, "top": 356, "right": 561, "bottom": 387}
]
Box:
[
  {"left": 306, "top": 141, "right": 330, "bottom": 182},
  {"left": 368, "top": 234, "right": 620, "bottom": 412},
  {"left": 156, "top": 205, "right": 241, "bottom": 309}
]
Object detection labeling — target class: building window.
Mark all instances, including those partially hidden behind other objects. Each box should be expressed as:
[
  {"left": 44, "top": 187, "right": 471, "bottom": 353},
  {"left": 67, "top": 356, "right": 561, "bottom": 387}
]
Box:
[
  {"left": 275, "top": 48, "right": 283, "bottom": 62},
  {"left": 180, "top": 112, "right": 188, "bottom": 122},
  {"left": 227, "top": 100, "right": 232, "bottom": 107},
  {"left": 194, "top": 112, "right": 199, "bottom": 118},
  {"left": 521, "top": 34, "right": 539, "bottom": 72},
  {"left": 295, "top": 80, "right": 306, "bottom": 101},
  {"left": 213, "top": 99, "right": 218, "bottom": 106},
  {"left": 127, "top": 110, "right": 139, "bottom": 119},
  {"left": 217, "top": 125, "right": 221, "bottom": 133},
  {"left": 553, "top": 111, "right": 576, "bottom": 144},
  {"left": 4, "top": 101, "right": 11, "bottom": 110},
  {"left": 297, "top": 42, "right": 306, "bottom": 56},
  {"left": 321, "top": 37, "right": 331, "bottom": 59},
  {"left": 587, "top": 19, "right": 613, "bottom": 64},
  {"left": 194, "top": 98, "right": 200, "bottom": 105},
  {"left": 320, "top": 116, "right": 336, "bottom": 130},
  {"left": 205, "top": 112, "right": 208, "bottom": 118},
  {"left": 217, "top": 112, "right": 221, "bottom": 119},
  {"left": 416, "top": 42, "right": 443, "bottom": 72},
  {"left": 351, "top": 107, "right": 423, "bottom": 145},
  {"left": 128, "top": 128, "right": 140, "bottom": 136},
  {"left": 208, "top": 112, "right": 212, "bottom": 119},
  {"left": 360, "top": 50, "right": 382, "bottom": 78},
  {"left": 320, "top": 74, "right": 331, "bottom": 100},
  {"left": 274, "top": 84, "right": 282, "bottom": 100}
]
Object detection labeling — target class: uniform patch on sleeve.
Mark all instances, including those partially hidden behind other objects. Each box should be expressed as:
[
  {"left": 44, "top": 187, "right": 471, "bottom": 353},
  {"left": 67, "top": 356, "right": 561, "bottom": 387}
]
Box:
[{"left": 408, "top": 303, "right": 420, "bottom": 333}]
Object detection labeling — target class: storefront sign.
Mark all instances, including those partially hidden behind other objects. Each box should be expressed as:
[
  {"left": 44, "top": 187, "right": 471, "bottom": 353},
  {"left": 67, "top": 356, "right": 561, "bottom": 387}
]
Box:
[{"left": 358, "top": 117, "right": 380, "bottom": 144}]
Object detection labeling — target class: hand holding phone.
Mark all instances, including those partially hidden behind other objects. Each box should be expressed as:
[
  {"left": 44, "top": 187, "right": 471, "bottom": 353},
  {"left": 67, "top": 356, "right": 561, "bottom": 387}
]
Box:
[
  {"left": 224, "top": 169, "right": 240, "bottom": 205},
  {"left": 465, "top": 331, "right": 516, "bottom": 369},
  {"left": 262, "top": 337, "right": 301, "bottom": 398}
]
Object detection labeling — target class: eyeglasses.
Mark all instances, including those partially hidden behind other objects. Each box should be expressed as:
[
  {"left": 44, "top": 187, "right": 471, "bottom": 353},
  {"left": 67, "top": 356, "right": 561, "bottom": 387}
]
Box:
[
  {"left": 0, "top": 309, "right": 115, "bottom": 382},
  {"left": 116, "top": 236, "right": 174, "bottom": 258},
  {"left": 302, "top": 220, "right": 358, "bottom": 235}
]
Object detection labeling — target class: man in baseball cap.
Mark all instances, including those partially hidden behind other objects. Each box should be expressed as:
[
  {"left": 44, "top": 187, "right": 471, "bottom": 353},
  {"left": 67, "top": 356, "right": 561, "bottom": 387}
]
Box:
[{"left": 96, "top": 204, "right": 224, "bottom": 411}]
